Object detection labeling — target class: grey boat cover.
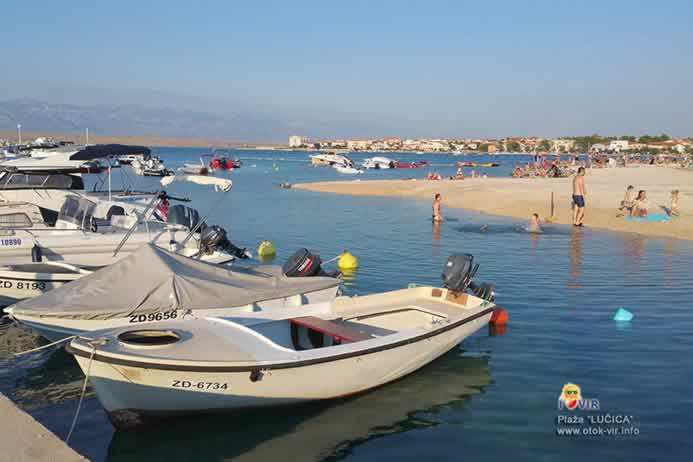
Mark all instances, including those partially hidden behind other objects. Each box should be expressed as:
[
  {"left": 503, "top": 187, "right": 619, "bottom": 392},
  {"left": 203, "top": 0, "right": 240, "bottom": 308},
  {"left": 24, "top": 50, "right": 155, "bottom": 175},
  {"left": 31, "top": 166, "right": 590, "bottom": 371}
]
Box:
[{"left": 10, "top": 244, "right": 340, "bottom": 320}]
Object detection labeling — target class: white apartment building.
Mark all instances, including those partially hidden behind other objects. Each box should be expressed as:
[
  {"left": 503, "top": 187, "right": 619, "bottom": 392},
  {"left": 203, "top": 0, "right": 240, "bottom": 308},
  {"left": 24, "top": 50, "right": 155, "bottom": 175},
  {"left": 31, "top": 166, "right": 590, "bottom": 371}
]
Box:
[
  {"left": 608, "top": 140, "right": 629, "bottom": 152},
  {"left": 289, "top": 135, "right": 306, "bottom": 147}
]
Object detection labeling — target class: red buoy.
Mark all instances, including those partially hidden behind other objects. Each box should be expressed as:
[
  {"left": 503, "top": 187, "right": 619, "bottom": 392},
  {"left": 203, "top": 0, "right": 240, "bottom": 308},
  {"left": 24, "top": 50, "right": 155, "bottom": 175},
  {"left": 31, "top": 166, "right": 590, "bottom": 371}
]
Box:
[{"left": 490, "top": 307, "right": 508, "bottom": 325}]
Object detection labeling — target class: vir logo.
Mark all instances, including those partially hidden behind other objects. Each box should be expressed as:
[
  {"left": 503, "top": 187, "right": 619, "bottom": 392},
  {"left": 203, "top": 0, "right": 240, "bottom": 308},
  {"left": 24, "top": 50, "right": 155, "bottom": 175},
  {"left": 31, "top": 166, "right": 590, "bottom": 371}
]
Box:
[{"left": 558, "top": 383, "right": 600, "bottom": 411}]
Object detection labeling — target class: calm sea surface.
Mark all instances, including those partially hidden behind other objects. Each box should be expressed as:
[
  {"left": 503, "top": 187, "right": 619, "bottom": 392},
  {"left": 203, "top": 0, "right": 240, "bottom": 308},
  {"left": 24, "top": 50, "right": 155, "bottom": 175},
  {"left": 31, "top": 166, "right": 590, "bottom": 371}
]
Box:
[{"left": 1, "top": 149, "right": 692, "bottom": 461}]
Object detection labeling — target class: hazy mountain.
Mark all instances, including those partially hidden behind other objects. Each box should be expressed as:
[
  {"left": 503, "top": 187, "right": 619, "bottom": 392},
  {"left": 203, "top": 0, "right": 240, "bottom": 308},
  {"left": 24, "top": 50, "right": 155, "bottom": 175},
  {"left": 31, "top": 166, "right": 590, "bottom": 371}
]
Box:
[{"left": 0, "top": 98, "right": 294, "bottom": 142}]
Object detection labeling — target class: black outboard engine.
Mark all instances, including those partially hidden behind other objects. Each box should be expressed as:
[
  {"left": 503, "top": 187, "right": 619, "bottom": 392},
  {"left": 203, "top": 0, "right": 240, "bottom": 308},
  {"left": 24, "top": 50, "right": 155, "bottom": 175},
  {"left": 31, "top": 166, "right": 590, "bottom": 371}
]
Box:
[
  {"left": 469, "top": 281, "right": 495, "bottom": 302},
  {"left": 283, "top": 248, "right": 339, "bottom": 277},
  {"left": 199, "top": 225, "right": 249, "bottom": 259},
  {"left": 442, "top": 254, "right": 478, "bottom": 292},
  {"left": 442, "top": 254, "right": 495, "bottom": 301}
]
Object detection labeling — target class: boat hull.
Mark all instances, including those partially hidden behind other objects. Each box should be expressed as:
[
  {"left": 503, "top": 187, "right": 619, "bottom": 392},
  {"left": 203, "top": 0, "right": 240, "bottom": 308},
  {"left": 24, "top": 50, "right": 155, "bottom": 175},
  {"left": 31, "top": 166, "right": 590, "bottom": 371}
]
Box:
[
  {"left": 72, "top": 309, "right": 491, "bottom": 430},
  {"left": 0, "top": 229, "right": 229, "bottom": 267},
  {"left": 10, "top": 285, "right": 340, "bottom": 341},
  {"left": 0, "top": 269, "right": 79, "bottom": 307}
]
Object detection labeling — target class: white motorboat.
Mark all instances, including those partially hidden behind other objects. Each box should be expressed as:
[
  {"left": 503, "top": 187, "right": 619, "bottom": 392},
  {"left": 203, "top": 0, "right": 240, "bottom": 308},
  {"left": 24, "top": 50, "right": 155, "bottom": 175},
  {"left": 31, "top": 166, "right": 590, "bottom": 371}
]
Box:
[
  {"left": 104, "top": 354, "right": 491, "bottom": 460},
  {"left": 0, "top": 261, "right": 94, "bottom": 307},
  {"left": 362, "top": 156, "right": 395, "bottom": 169},
  {"left": 0, "top": 175, "right": 243, "bottom": 268},
  {"left": 310, "top": 152, "right": 354, "bottom": 168},
  {"left": 65, "top": 254, "right": 499, "bottom": 429},
  {"left": 0, "top": 144, "right": 159, "bottom": 219},
  {"left": 131, "top": 156, "right": 171, "bottom": 177},
  {"left": 6, "top": 244, "right": 342, "bottom": 341},
  {"left": 334, "top": 165, "right": 364, "bottom": 174},
  {"left": 179, "top": 158, "right": 209, "bottom": 175}
]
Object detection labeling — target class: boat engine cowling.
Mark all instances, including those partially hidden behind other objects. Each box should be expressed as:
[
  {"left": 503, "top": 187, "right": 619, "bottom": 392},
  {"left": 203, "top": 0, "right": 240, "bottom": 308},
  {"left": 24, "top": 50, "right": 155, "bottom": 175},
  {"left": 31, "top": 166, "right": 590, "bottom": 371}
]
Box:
[
  {"left": 199, "top": 225, "right": 250, "bottom": 259},
  {"left": 442, "top": 254, "right": 479, "bottom": 292},
  {"left": 283, "top": 248, "right": 338, "bottom": 278}
]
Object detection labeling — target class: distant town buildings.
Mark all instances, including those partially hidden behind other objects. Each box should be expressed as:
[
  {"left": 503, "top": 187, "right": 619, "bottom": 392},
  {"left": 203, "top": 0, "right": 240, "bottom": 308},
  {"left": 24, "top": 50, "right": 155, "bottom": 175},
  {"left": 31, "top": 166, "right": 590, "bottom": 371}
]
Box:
[
  {"left": 286, "top": 134, "right": 691, "bottom": 155},
  {"left": 608, "top": 140, "right": 629, "bottom": 152},
  {"left": 288, "top": 135, "right": 306, "bottom": 148}
]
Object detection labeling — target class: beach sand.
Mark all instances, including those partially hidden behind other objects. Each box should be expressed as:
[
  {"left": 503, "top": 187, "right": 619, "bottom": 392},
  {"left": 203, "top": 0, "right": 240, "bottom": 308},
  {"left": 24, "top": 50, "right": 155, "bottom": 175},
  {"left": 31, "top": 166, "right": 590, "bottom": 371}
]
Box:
[{"left": 294, "top": 166, "right": 693, "bottom": 240}]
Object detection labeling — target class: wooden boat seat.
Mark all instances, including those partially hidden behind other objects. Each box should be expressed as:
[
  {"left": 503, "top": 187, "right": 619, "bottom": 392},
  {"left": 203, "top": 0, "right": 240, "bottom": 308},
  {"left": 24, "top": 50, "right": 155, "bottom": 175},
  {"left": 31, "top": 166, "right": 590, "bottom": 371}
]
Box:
[{"left": 290, "top": 316, "right": 373, "bottom": 343}]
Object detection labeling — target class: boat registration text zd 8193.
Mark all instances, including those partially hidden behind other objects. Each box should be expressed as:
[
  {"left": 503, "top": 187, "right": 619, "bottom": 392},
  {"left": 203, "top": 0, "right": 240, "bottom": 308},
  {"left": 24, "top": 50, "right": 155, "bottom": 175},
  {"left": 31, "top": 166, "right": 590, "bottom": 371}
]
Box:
[{"left": 0, "top": 280, "right": 46, "bottom": 290}]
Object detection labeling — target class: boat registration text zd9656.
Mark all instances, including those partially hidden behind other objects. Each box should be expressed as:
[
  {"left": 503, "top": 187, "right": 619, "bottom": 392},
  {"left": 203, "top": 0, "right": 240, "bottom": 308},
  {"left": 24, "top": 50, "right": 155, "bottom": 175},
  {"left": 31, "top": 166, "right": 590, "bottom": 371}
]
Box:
[{"left": 128, "top": 310, "right": 178, "bottom": 323}]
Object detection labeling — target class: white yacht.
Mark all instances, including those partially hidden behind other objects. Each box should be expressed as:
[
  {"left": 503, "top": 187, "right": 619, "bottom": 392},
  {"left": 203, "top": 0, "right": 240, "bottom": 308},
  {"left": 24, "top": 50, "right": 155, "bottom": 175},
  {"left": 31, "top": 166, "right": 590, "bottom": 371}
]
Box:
[
  {"left": 362, "top": 156, "right": 396, "bottom": 169},
  {"left": 310, "top": 151, "right": 354, "bottom": 168},
  {"left": 0, "top": 144, "right": 158, "bottom": 221}
]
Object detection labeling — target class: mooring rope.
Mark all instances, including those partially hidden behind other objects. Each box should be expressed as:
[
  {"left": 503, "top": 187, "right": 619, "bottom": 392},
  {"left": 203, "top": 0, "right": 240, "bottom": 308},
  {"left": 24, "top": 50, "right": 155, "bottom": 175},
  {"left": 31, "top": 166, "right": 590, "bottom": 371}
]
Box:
[
  {"left": 12, "top": 336, "right": 76, "bottom": 357},
  {"left": 66, "top": 338, "right": 105, "bottom": 444}
]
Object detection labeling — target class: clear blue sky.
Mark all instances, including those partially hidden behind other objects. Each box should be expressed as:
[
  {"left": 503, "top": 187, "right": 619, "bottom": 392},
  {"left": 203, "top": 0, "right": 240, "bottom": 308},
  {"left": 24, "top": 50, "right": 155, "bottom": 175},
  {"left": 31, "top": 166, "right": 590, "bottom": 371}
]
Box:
[{"left": 2, "top": 0, "right": 692, "bottom": 138}]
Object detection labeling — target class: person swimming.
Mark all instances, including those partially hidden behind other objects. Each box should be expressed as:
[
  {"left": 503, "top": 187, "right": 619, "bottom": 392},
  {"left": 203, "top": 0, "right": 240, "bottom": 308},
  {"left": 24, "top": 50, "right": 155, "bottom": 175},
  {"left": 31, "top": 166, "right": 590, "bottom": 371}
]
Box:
[
  {"left": 432, "top": 193, "right": 444, "bottom": 222},
  {"left": 528, "top": 213, "right": 542, "bottom": 232}
]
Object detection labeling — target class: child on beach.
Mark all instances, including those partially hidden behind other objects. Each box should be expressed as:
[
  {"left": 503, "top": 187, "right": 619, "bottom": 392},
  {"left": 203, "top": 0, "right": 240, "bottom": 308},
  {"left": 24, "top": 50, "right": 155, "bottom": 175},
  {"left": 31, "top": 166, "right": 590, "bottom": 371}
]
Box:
[
  {"left": 630, "top": 190, "right": 649, "bottom": 217},
  {"left": 619, "top": 185, "right": 635, "bottom": 215},
  {"left": 668, "top": 190, "right": 680, "bottom": 216}
]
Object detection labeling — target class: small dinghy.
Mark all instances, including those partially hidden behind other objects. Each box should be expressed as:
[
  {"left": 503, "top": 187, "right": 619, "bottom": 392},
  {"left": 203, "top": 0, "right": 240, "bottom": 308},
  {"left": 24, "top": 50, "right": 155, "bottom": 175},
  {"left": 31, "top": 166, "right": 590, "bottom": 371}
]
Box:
[
  {"left": 66, "top": 254, "right": 500, "bottom": 429},
  {"left": 334, "top": 165, "right": 363, "bottom": 174},
  {"left": 6, "top": 245, "right": 341, "bottom": 341},
  {"left": 179, "top": 158, "right": 209, "bottom": 175}
]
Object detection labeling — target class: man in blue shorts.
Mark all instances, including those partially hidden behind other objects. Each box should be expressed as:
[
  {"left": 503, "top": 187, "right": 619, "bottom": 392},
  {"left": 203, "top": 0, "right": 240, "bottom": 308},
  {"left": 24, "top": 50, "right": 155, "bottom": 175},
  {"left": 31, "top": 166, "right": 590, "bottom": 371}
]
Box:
[{"left": 572, "top": 167, "right": 586, "bottom": 226}]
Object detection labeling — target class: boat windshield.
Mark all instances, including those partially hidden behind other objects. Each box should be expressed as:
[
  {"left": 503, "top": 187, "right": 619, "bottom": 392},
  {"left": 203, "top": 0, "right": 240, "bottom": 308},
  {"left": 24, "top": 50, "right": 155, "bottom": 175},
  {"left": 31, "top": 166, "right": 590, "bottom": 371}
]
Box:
[
  {"left": 0, "top": 172, "right": 84, "bottom": 190},
  {"left": 57, "top": 196, "right": 97, "bottom": 229}
]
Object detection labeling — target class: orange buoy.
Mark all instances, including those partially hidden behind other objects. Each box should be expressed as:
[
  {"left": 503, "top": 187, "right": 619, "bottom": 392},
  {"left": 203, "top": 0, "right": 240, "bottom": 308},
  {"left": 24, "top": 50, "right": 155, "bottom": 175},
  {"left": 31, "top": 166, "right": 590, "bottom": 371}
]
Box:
[
  {"left": 488, "top": 324, "right": 507, "bottom": 336},
  {"left": 489, "top": 307, "right": 508, "bottom": 325}
]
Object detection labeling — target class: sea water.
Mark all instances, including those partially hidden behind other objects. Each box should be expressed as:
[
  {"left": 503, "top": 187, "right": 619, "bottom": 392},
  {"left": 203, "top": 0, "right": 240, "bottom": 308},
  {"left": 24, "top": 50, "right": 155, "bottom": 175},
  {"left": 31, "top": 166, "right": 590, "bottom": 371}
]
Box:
[{"left": 1, "top": 149, "right": 691, "bottom": 461}]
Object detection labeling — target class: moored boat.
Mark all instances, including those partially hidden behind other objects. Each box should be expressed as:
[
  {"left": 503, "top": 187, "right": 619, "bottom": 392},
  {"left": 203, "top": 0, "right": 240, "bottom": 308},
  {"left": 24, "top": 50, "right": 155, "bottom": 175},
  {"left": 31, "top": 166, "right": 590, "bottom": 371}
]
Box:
[
  {"left": 0, "top": 261, "right": 95, "bottom": 307},
  {"left": 334, "top": 165, "right": 364, "bottom": 174},
  {"left": 362, "top": 157, "right": 395, "bottom": 169},
  {"left": 310, "top": 152, "right": 354, "bottom": 168},
  {"left": 394, "top": 160, "right": 428, "bottom": 169},
  {"left": 65, "top": 254, "right": 499, "bottom": 429},
  {"left": 5, "top": 245, "right": 341, "bottom": 341}
]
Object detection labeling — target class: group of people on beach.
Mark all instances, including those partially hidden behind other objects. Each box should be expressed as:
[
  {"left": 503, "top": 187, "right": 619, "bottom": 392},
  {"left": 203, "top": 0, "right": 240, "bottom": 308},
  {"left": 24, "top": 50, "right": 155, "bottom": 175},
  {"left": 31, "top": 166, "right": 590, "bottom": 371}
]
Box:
[
  {"left": 619, "top": 186, "right": 680, "bottom": 218},
  {"left": 426, "top": 169, "right": 488, "bottom": 181}
]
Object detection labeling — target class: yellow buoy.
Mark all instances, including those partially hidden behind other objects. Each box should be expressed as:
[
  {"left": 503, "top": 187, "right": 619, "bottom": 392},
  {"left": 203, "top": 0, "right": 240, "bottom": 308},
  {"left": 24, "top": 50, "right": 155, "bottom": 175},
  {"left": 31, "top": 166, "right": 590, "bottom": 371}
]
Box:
[
  {"left": 257, "top": 240, "right": 276, "bottom": 257},
  {"left": 338, "top": 251, "right": 359, "bottom": 270}
]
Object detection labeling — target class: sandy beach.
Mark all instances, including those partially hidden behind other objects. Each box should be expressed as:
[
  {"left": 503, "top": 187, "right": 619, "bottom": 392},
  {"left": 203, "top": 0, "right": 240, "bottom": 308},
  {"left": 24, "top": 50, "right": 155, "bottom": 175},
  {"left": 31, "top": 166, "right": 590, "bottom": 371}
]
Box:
[{"left": 294, "top": 166, "right": 693, "bottom": 240}]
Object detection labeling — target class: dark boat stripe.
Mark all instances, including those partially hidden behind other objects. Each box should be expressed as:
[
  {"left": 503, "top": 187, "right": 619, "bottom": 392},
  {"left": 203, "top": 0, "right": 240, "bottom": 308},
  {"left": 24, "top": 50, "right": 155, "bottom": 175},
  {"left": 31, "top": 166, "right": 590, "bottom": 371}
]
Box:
[{"left": 66, "top": 306, "right": 495, "bottom": 372}]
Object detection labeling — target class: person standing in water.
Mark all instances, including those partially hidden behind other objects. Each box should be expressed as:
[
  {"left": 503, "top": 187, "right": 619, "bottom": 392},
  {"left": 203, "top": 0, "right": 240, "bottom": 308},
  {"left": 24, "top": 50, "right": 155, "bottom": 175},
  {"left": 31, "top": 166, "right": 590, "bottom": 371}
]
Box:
[
  {"left": 528, "top": 213, "right": 542, "bottom": 232},
  {"left": 572, "top": 167, "right": 586, "bottom": 226},
  {"left": 432, "top": 193, "right": 444, "bottom": 222}
]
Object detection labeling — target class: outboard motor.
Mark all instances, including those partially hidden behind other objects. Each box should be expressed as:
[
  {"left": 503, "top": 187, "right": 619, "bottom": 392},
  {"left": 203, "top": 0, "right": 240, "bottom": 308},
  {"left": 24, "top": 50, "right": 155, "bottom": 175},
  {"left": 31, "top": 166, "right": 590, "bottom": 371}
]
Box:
[
  {"left": 469, "top": 281, "right": 495, "bottom": 302},
  {"left": 442, "top": 254, "right": 495, "bottom": 301},
  {"left": 442, "top": 254, "right": 478, "bottom": 292},
  {"left": 283, "top": 248, "right": 340, "bottom": 277},
  {"left": 199, "top": 225, "right": 249, "bottom": 259}
]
